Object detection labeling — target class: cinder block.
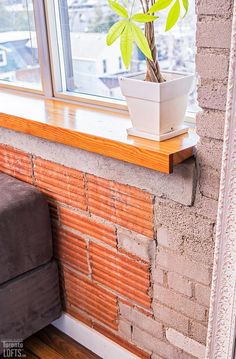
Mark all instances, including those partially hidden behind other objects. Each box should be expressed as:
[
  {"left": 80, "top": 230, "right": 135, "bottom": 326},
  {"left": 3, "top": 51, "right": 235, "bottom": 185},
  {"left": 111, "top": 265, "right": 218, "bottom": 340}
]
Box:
[
  {"left": 196, "top": 50, "right": 229, "bottom": 80},
  {"left": 153, "top": 285, "right": 206, "bottom": 322},
  {"left": 156, "top": 227, "right": 183, "bottom": 252},
  {"left": 195, "top": 283, "right": 211, "bottom": 307},
  {"left": 194, "top": 189, "right": 219, "bottom": 221},
  {"left": 132, "top": 310, "right": 163, "bottom": 339},
  {"left": 119, "top": 302, "right": 132, "bottom": 322},
  {"left": 118, "top": 319, "right": 132, "bottom": 339},
  {"left": 153, "top": 301, "right": 189, "bottom": 335},
  {"left": 151, "top": 354, "right": 165, "bottom": 359},
  {"left": 155, "top": 199, "right": 214, "bottom": 242},
  {"left": 198, "top": 81, "right": 228, "bottom": 111},
  {"left": 197, "top": 18, "right": 232, "bottom": 49},
  {"left": 189, "top": 320, "right": 208, "bottom": 345},
  {"left": 117, "top": 227, "right": 156, "bottom": 262},
  {"left": 155, "top": 247, "right": 211, "bottom": 285},
  {"left": 168, "top": 272, "right": 192, "bottom": 298},
  {"left": 166, "top": 328, "right": 206, "bottom": 359},
  {"left": 119, "top": 302, "right": 163, "bottom": 339},
  {"left": 196, "top": 0, "right": 232, "bottom": 16},
  {"left": 153, "top": 267, "right": 165, "bottom": 285},
  {"left": 132, "top": 327, "right": 194, "bottom": 359},
  {"left": 182, "top": 234, "right": 215, "bottom": 266},
  {"left": 197, "top": 137, "right": 223, "bottom": 171},
  {"left": 199, "top": 166, "right": 221, "bottom": 200},
  {"left": 196, "top": 110, "right": 225, "bottom": 141}
]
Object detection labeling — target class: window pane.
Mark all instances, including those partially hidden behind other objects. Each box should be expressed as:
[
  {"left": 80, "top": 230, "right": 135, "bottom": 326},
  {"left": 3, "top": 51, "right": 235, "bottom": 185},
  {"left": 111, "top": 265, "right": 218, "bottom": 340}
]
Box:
[
  {"left": 0, "top": 0, "right": 41, "bottom": 89},
  {"left": 58, "top": 0, "right": 197, "bottom": 111}
]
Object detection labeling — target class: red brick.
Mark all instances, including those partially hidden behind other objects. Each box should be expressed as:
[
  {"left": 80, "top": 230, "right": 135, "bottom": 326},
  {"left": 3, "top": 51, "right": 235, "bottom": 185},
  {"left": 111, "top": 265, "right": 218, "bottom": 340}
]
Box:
[
  {"left": 118, "top": 247, "right": 150, "bottom": 265},
  {"left": 48, "top": 200, "right": 59, "bottom": 220},
  {"left": 87, "top": 174, "right": 153, "bottom": 202},
  {"left": 34, "top": 157, "right": 87, "bottom": 210},
  {"left": 0, "top": 145, "right": 32, "bottom": 183},
  {"left": 35, "top": 158, "right": 84, "bottom": 179},
  {"left": 87, "top": 174, "right": 154, "bottom": 238},
  {"left": 88, "top": 181, "right": 152, "bottom": 211},
  {"left": 59, "top": 206, "right": 117, "bottom": 247},
  {"left": 66, "top": 306, "right": 93, "bottom": 328},
  {"left": 62, "top": 266, "right": 118, "bottom": 330},
  {"left": 93, "top": 322, "right": 151, "bottom": 359},
  {"left": 90, "top": 242, "right": 151, "bottom": 308},
  {"left": 53, "top": 227, "right": 89, "bottom": 275}
]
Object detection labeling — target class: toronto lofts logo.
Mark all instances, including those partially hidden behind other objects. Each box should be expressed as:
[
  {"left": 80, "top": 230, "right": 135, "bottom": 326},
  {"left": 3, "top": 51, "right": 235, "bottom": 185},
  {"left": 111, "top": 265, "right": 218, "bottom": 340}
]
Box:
[{"left": 1, "top": 339, "right": 25, "bottom": 358}]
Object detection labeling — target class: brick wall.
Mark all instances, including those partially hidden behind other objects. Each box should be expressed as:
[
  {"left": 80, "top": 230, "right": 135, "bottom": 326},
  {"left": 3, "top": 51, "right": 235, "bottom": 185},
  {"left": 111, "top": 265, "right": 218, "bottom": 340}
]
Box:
[
  {"left": 0, "top": 1, "right": 233, "bottom": 358},
  {"left": 0, "top": 136, "right": 217, "bottom": 359}
]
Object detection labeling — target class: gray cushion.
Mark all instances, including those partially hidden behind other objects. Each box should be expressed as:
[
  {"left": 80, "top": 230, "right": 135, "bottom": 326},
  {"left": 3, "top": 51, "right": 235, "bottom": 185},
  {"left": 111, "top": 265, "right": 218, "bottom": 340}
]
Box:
[
  {"left": 0, "top": 173, "right": 53, "bottom": 284},
  {"left": 0, "top": 260, "right": 61, "bottom": 354}
]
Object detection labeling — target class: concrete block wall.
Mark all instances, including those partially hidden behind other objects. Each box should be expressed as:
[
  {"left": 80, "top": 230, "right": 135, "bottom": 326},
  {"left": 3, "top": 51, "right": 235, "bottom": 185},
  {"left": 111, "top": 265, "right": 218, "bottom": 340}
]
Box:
[
  {"left": 196, "top": 0, "right": 232, "bottom": 204},
  {"left": 0, "top": 1, "right": 233, "bottom": 358}
]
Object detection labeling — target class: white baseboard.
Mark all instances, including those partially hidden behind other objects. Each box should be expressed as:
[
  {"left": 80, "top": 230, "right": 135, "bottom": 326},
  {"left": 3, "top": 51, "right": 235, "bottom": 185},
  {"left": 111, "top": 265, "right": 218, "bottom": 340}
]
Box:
[{"left": 52, "top": 313, "right": 139, "bottom": 359}]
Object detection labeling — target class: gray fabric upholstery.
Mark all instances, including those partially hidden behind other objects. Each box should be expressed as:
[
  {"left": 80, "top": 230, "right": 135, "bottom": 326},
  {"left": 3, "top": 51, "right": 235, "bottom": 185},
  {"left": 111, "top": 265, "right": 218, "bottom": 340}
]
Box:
[
  {"left": 0, "top": 261, "right": 61, "bottom": 354},
  {"left": 0, "top": 173, "right": 61, "bottom": 353},
  {"left": 0, "top": 173, "right": 53, "bottom": 284}
]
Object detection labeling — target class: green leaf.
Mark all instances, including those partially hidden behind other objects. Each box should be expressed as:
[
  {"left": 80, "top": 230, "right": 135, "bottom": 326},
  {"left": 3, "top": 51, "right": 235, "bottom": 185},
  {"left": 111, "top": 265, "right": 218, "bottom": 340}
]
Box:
[
  {"left": 120, "top": 23, "right": 133, "bottom": 69},
  {"left": 182, "top": 0, "right": 189, "bottom": 17},
  {"left": 165, "top": 0, "right": 180, "bottom": 31},
  {"left": 106, "top": 20, "right": 127, "bottom": 46},
  {"left": 108, "top": 0, "right": 129, "bottom": 18},
  {"left": 131, "top": 22, "right": 152, "bottom": 60},
  {"left": 131, "top": 13, "right": 158, "bottom": 23},
  {"left": 148, "top": 0, "right": 173, "bottom": 13}
]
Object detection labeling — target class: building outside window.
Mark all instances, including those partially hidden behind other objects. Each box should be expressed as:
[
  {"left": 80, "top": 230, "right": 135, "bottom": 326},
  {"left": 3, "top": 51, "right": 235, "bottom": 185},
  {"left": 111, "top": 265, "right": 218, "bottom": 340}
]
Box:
[{"left": 0, "top": 0, "right": 41, "bottom": 89}]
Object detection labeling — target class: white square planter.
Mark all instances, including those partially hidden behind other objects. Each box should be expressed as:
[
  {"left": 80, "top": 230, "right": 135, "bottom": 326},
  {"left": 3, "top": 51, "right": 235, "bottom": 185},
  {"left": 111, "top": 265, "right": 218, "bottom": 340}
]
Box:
[{"left": 119, "top": 71, "right": 194, "bottom": 141}]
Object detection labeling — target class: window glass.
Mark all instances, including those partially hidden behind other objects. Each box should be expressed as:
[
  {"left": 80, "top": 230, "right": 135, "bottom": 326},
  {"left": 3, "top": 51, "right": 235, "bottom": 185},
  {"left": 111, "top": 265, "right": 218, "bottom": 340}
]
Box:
[
  {"left": 0, "top": 0, "right": 41, "bottom": 89},
  {"left": 58, "top": 0, "right": 197, "bottom": 111}
]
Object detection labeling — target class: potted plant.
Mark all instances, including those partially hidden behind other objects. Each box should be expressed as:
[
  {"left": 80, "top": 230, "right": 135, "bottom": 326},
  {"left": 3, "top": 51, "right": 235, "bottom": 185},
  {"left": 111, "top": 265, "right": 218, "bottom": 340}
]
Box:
[{"left": 106, "top": 0, "right": 194, "bottom": 141}]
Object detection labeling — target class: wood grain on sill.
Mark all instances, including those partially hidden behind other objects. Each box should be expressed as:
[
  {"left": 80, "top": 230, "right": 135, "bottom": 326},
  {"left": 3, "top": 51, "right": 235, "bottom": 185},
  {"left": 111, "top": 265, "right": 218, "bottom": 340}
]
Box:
[{"left": 0, "top": 91, "right": 198, "bottom": 174}]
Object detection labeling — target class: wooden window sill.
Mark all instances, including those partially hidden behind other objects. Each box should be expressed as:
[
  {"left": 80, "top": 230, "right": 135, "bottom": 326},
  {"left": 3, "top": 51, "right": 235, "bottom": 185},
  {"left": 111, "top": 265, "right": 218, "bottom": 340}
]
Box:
[{"left": 0, "top": 91, "right": 198, "bottom": 174}]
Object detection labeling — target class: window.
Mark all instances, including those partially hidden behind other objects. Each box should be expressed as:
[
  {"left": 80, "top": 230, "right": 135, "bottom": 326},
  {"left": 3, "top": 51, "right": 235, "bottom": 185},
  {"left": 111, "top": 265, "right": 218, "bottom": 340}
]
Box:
[
  {"left": 0, "top": 0, "right": 197, "bottom": 112},
  {"left": 0, "top": 0, "right": 41, "bottom": 90}
]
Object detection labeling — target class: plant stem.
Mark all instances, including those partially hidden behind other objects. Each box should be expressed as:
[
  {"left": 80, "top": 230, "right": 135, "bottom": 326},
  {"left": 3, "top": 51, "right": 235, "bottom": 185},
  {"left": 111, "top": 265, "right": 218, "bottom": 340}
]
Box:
[
  {"left": 142, "top": 0, "right": 165, "bottom": 82},
  {"left": 145, "top": 21, "right": 165, "bottom": 82},
  {"left": 139, "top": 0, "right": 145, "bottom": 12},
  {"left": 137, "top": 0, "right": 165, "bottom": 82}
]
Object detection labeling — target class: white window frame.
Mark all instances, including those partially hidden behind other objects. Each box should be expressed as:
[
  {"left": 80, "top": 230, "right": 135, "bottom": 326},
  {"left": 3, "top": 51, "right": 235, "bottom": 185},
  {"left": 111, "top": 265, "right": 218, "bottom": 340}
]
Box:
[
  {"left": 0, "top": 0, "right": 197, "bottom": 118},
  {"left": 0, "top": 0, "right": 49, "bottom": 96}
]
